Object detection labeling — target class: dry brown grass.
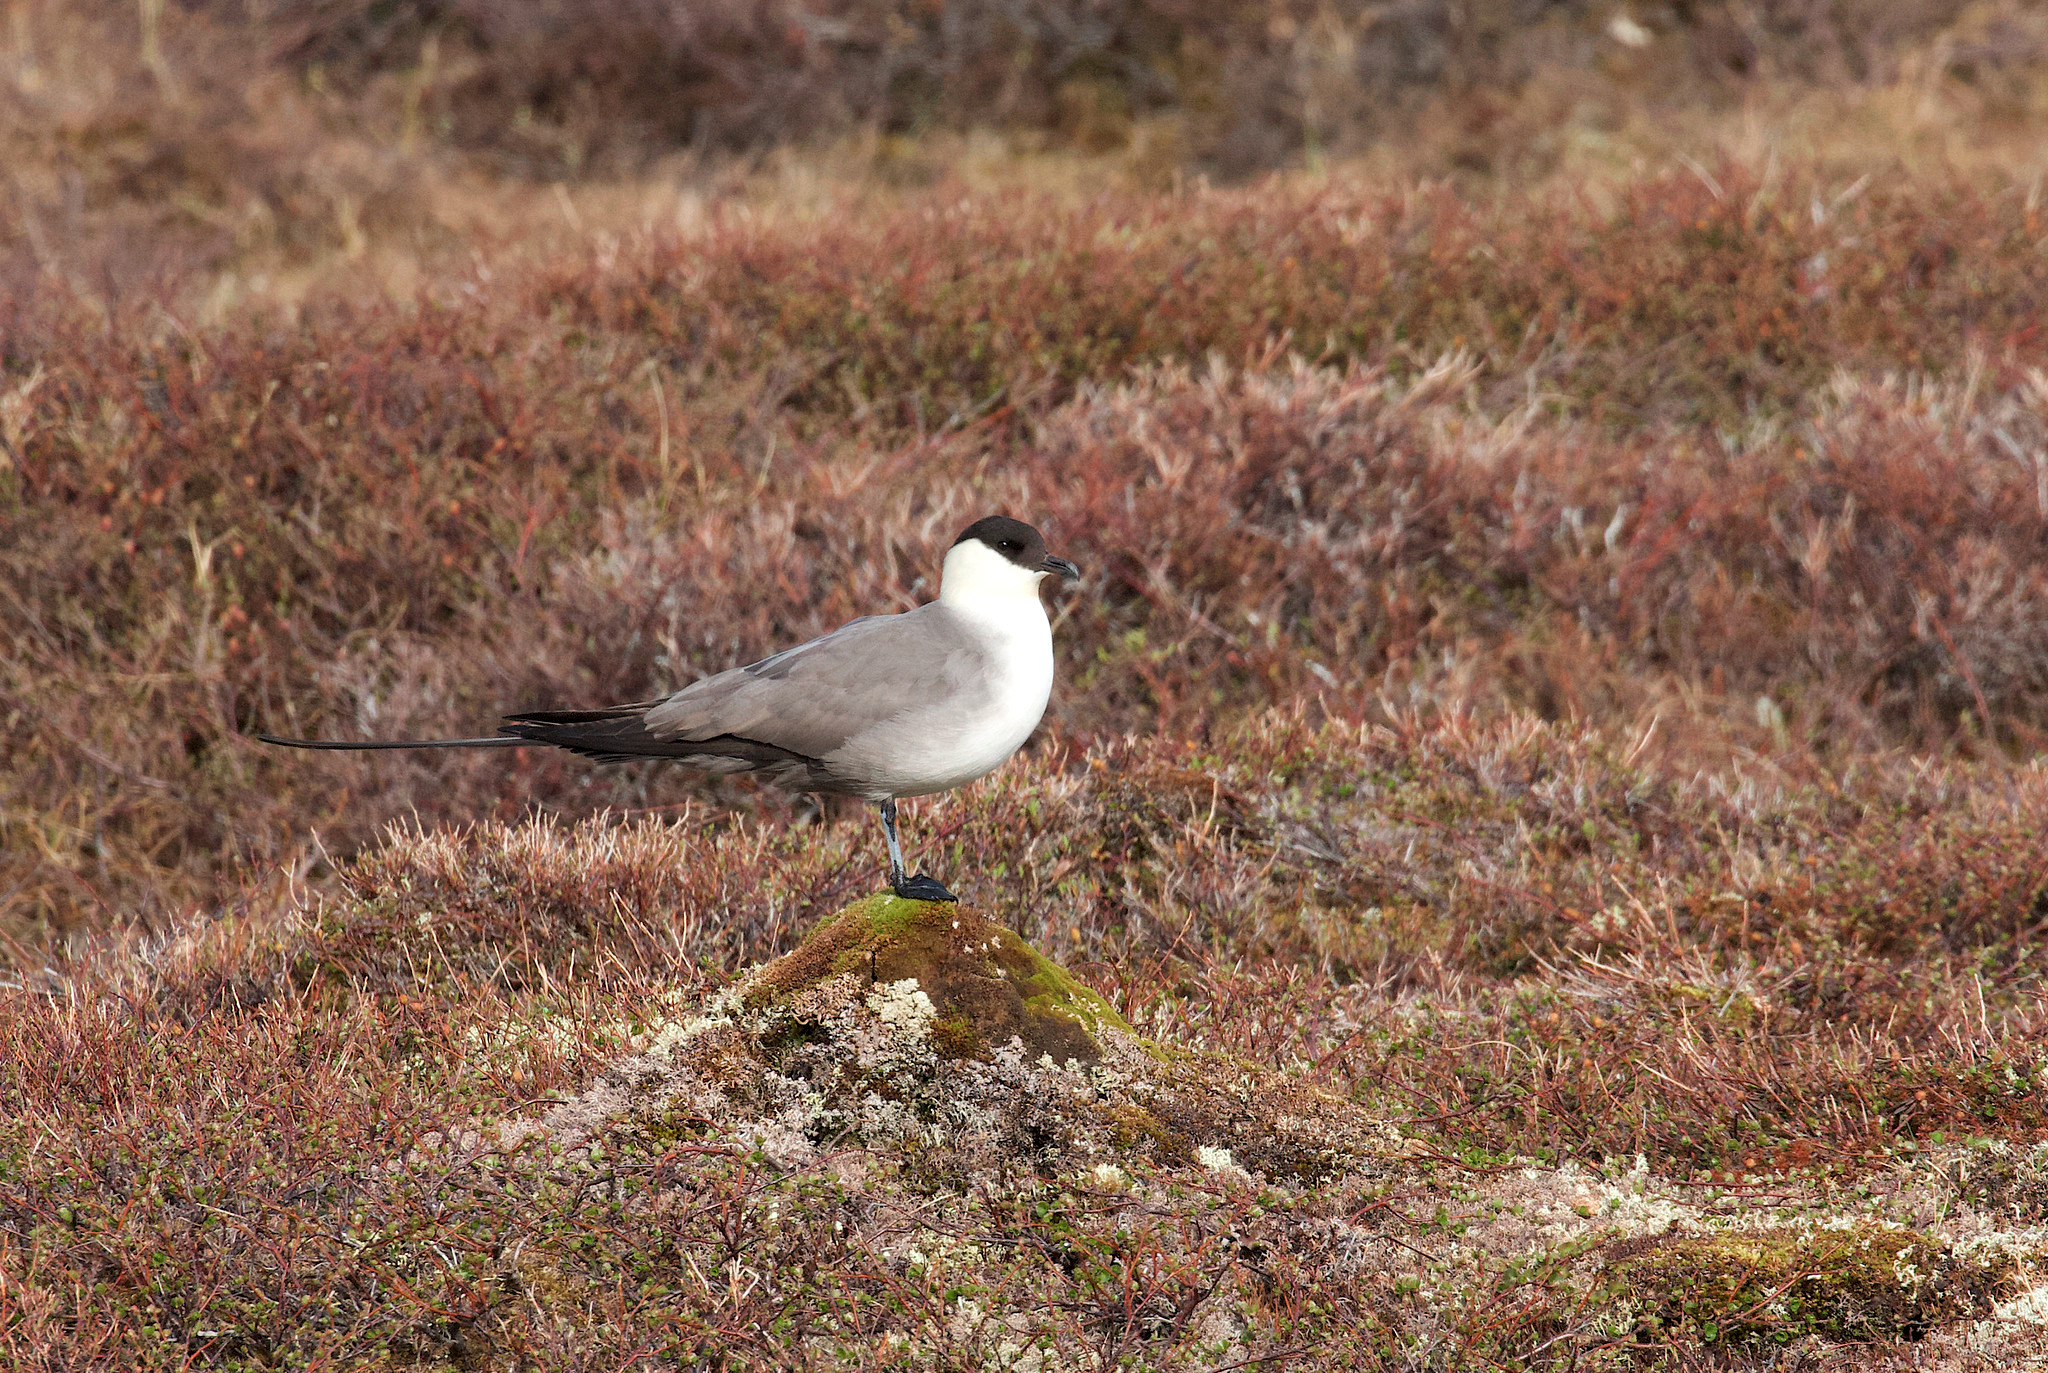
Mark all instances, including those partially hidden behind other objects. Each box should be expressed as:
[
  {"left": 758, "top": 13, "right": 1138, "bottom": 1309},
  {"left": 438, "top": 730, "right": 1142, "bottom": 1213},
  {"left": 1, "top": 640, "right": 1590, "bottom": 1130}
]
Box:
[
  {"left": 11, "top": 174, "right": 2048, "bottom": 946},
  {"left": 7, "top": 1, "right": 2048, "bottom": 310}
]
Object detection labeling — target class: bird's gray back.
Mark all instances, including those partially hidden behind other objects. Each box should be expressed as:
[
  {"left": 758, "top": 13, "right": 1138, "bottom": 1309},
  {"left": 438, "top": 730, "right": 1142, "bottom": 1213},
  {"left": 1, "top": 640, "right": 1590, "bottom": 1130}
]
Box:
[{"left": 642, "top": 603, "right": 996, "bottom": 768}]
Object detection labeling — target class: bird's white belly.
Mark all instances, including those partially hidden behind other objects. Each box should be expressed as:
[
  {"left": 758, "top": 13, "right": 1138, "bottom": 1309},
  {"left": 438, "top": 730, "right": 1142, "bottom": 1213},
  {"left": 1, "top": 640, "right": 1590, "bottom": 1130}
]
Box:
[{"left": 828, "top": 604, "right": 1054, "bottom": 799}]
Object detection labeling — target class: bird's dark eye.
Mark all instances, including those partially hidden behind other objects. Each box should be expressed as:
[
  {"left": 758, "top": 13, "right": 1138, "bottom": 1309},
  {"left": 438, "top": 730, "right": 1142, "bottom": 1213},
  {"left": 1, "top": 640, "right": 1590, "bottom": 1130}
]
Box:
[{"left": 999, "top": 540, "right": 1017, "bottom": 552}]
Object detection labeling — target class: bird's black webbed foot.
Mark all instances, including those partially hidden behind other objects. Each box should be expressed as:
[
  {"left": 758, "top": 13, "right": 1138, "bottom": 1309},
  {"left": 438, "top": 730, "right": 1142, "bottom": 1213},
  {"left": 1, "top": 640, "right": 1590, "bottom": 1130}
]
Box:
[{"left": 892, "top": 873, "right": 958, "bottom": 903}]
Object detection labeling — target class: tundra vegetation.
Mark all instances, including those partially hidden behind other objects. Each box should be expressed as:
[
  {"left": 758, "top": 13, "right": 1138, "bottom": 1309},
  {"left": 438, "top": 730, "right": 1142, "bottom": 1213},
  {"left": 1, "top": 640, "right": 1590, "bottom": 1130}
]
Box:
[{"left": 6, "top": 2, "right": 2048, "bottom": 1367}]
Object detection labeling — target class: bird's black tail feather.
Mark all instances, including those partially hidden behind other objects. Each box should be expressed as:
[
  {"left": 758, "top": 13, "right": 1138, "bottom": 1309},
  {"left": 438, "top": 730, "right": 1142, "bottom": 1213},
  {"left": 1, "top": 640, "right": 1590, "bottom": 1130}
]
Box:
[
  {"left": 497, "top": 704, "right": 678, "bottom": 764},
  {"left": 260, "top": 703, "right": 830, "bottom": 781},
  {"left": 254, "top": 703, "right": 663, "bottom": 758},
  {"left": 254, "top": 704, "right": 666, "bottom": 758},
  {"left": 255, "top": 732, "right": 527, "bottom": 751}
]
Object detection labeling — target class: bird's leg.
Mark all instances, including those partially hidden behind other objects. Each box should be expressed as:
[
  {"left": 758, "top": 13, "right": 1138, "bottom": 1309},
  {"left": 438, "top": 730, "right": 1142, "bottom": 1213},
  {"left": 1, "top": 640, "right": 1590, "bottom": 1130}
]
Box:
[
  {"left": 877, "top": 798, "right": 957, "bottom": 903},
  {"left": 878, "top": 798, "right": 910, "bottom": 889}
]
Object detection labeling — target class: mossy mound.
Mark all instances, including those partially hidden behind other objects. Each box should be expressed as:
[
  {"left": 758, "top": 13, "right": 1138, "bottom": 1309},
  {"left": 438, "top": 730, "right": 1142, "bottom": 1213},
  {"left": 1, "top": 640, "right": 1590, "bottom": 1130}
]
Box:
[
  {"left": 1603, "top": 1224, "right": 2022, "bottom": 1346},
  {"left": 518, "top": 895, "right": 1394, "bottom": 1186},
  {"left": 738, "top": 895, "right": 1131, "bottom": 1066}
]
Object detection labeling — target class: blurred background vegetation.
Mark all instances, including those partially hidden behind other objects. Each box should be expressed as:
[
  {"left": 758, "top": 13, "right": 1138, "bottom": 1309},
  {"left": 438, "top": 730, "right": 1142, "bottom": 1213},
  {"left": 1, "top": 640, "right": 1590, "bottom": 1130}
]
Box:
[
  {"left": 6, "top": 1, "right": 2048, "bottom": 956},
  {"left": 5, "top": 1, "right": 2046, "bottom": 305}
]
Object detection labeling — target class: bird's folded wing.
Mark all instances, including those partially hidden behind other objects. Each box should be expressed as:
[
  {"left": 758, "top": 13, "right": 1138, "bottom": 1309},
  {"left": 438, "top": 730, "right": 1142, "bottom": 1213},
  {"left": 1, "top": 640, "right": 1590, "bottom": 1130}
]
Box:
[{"left": 641, "top": 606, "right": 985, "bottom": 761}]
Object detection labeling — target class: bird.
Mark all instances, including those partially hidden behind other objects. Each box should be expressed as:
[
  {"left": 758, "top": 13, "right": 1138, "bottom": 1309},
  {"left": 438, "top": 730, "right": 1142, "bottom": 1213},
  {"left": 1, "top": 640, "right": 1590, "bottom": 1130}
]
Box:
[{"left": 257, "top": 516, "right": 1081, "bottom": 902}]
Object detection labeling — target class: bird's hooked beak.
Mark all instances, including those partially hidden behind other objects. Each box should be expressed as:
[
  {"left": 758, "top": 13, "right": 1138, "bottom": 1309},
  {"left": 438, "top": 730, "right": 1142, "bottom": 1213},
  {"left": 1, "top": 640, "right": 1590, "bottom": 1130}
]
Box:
[{"left": 1038, "top": 554, "right": 1081, "bottom": 583}]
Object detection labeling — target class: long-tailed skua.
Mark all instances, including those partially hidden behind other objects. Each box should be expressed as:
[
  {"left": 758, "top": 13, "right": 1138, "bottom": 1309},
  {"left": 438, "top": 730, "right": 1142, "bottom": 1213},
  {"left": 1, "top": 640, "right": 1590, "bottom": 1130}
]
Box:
[{"left": 258, "top": 516, "right": 1080, "bottom": 901}]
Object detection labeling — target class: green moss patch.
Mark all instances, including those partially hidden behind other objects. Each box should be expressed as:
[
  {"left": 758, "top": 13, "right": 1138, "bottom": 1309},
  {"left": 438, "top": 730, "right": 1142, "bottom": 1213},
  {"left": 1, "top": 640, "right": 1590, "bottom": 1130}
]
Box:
[
  {"left": 1603, "top": 1224, "right": 2023, "bottom": 1346},
  {"left": 740, "top": 894, "right": 1132, "bottom": 1065},
  {"left": 1105, "top": 1103, "right": 1192, "bottom": 1163}
]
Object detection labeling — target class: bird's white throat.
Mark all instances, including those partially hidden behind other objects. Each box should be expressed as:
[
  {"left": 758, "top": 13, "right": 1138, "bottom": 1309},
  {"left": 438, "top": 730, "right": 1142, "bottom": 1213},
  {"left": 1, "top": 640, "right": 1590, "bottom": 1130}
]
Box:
[{"left": 939, "top": 538, "right": 1047, "bottom": 603}]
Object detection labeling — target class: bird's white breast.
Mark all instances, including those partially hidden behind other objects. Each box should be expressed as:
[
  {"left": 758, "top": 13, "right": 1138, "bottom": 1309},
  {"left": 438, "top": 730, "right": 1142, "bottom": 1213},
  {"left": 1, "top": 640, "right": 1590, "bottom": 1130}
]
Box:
[{"left": 829, "top": 595, "right": 1054, "bottom": 798}]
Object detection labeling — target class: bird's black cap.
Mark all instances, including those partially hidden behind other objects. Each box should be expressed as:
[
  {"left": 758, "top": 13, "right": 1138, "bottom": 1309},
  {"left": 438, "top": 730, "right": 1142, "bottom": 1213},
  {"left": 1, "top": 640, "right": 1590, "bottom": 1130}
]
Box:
[{"left": 953, "top": 516, "right": 1079, "bottom": 580}]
